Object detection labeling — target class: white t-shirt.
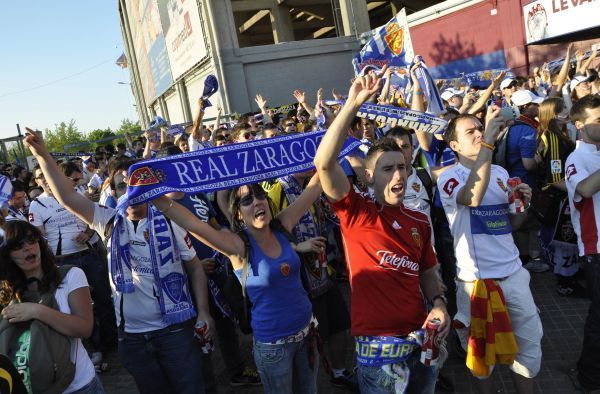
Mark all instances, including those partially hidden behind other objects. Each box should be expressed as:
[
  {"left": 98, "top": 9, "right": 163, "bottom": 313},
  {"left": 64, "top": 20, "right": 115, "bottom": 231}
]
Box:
[
  {"left": 188, "top": 134, "right": 202, "bottom": 152},
  {"left": 54, "top": 267, "right": 96, "bottom": 393},
  {"left": 438, "top": 163, "right": 521, "bottom": 281},
  {"left": 565, "top": 140, "right": 600, "bottom": 256},
  {"left": 28, "top": 193, "right": 89, "bottom": 256},
  {"left": 404, "top": 168, "right": 432, "bottom": 220},
  {"left": 88, "top": 173, "right": 103, "bottom": 192},
  {"left": 91, "top": 204, "right": 197, "bottom": 333},
  {"left": 6, "top": 206, "right": 26, "bottom": 222}
]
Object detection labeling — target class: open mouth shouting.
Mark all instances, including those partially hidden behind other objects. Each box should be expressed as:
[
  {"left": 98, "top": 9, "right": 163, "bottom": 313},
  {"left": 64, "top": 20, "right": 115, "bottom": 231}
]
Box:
[{"left": 254, "top": 209, "right": 266, "bottom": 220}]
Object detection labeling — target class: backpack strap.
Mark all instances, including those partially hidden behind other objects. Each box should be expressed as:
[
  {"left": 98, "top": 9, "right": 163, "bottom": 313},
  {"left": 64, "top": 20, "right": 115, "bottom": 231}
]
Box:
[{"left": 415, "top": 168, "right": 434, "bottom": 204}]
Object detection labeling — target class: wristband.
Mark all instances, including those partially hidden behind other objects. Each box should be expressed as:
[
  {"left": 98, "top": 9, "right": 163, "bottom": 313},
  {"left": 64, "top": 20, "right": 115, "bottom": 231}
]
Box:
[
  {"left": 481, "top": 141, "right": 495, "bottom": 151},
  {"left": 413, "top": 91, "right": 424, "bottom": 96}
]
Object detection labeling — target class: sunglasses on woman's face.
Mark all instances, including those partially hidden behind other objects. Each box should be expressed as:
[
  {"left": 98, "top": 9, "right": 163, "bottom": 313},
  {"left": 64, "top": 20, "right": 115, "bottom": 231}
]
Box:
[
  {"left": 9, "top": 234, "right": 39, "bottom": 251},
  {"left": 239, "top": 191, "right": 267, "bottom": 207},
  {"left": 243, "top": 132, "right": 255, "bottom": 140}
]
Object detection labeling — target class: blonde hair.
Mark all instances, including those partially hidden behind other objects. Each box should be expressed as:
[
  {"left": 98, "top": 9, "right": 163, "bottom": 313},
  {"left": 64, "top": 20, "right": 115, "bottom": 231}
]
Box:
[{"left": 538, "top": 97, "right": 563, "bottom": 137}]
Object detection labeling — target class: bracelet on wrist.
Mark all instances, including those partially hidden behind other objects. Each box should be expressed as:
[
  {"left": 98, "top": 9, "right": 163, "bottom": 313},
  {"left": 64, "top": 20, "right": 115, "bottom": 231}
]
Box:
[{"left": 481, "top": 141, "right": 495, "bottom": 151}]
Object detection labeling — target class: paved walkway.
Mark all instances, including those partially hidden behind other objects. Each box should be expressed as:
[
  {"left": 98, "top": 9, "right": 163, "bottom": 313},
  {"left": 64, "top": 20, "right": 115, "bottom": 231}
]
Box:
[{"left": 100, "top": 270, "right": 590, "bottom": 393}]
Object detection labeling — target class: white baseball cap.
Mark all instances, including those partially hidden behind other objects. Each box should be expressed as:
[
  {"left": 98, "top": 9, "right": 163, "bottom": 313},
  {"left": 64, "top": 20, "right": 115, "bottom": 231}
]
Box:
[
  {"left": 511, "top": 90, "right": 544, "bottom": 106},
  {"left": 500, "top": 78, "right": 516, "bottom": 90},
  {"left": 569, "top": 74, "right": 590, "bottom": 91},
  {"left": 441, "top": 88, "right": 464, "bottom": 101}
]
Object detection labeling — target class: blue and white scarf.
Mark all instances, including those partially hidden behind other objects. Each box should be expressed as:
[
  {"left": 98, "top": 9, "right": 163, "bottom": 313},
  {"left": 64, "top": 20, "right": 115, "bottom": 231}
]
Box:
[
  {"left": 110, "top": 195, "right": 196, "bottom": 325},
  {"left": 278, "top": 175, "right": 319, "bottom": 242},
  {"left": 0, "top": 175, "right": 12, "bottom": 208}
]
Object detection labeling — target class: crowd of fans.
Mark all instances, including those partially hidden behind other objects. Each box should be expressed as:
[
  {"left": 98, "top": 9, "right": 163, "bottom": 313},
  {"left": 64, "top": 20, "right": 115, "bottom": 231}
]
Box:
[{"left": 0, "top": 42, "right": 599, "bottom": 394}]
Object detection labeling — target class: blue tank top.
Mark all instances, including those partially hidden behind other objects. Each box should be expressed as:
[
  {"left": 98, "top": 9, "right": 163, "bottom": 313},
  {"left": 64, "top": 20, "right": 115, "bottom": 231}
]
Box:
[{"left": 235, "top": 230, "right": 312, "bottom": 342}]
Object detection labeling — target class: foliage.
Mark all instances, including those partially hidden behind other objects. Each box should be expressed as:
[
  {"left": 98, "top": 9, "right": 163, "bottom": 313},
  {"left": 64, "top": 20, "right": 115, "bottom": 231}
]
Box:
[{"left": 43, "top": 120, "right": 85, "bottom": 153}]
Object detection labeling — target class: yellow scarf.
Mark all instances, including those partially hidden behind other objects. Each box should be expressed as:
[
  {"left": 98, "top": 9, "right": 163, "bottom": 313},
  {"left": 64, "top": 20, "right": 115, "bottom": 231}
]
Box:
[{"left": 466, "top": 279, "right": 519, "bottom": 377}]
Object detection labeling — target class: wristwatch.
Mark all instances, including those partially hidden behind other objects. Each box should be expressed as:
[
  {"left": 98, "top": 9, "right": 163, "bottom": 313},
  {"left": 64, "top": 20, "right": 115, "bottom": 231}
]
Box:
[{"left": 432, "top": 294, "right": 448, "bottom": 306}]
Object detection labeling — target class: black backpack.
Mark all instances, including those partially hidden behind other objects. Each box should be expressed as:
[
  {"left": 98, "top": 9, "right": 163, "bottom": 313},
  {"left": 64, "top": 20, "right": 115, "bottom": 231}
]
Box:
[
  {"left": 492, "top": 126, "right": 511, "bottom": 169},
  {"left": 415, "top": 167, "right": 434, "bottom": 205},
  {"left": 0, "top": 266, "right": 76, "bottom": 394}
]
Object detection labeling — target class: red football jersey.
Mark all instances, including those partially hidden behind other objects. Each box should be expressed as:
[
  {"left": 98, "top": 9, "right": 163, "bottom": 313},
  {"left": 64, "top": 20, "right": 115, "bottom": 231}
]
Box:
[{"left": 331, "top": 188, "right": 437, "bottom": 336}]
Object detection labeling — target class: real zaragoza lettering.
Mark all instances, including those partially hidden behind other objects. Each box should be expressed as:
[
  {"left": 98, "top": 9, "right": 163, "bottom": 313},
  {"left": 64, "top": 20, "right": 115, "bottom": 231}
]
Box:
[{"left": 126, "top": 131, "right": 362, "bottom": 205}]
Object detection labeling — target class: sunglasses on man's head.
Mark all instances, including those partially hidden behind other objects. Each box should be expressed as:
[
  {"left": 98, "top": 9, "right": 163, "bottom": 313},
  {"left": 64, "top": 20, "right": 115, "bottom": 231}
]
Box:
[
  {"left": 8, "top": 234, "right": 39, "bottom": 251},
  {"left": 215, "top": 134, "right": 231, "bottom": 142},
  {"left": 238, "top": 191, "right": 267, "bottom": 207}
]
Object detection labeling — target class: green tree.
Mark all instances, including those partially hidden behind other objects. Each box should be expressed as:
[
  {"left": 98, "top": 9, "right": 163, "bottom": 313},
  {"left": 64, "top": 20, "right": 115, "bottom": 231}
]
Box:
[
  {"left": 116, "top": 118, "right": 141, "bottom": 135},
  {"left": 44, "top": 120, "right": 85, "bottom": 153}
]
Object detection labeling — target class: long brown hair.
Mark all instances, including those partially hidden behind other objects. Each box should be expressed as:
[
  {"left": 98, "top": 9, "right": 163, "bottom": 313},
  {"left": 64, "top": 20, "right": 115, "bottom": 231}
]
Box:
[
  {"left": 0, "top": 221, "right": 60, "bottom": 308},
  {"left": 537, "top": 97, "right": 573, "bottom": 146}
]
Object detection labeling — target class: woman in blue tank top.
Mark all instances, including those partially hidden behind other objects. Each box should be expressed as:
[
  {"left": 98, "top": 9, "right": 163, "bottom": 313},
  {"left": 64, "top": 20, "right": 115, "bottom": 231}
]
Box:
[{"left": 153, "top": 174, "right": 325, "bottom": 394}]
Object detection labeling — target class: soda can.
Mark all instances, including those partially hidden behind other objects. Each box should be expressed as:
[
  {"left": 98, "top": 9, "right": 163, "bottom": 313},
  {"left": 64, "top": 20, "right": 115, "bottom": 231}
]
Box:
[
  {"left": 421, "top": 318, "right": 441, "bottom": 366},
  {"left": 194, "top": 321, "right": 214, "bottom": 354},
  {"left": 507, "top": 177, "right": 524, "bottom": 214}
]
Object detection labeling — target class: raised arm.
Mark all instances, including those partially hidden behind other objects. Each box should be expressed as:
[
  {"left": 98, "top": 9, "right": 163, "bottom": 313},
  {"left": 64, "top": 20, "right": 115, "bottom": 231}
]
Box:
[
  {"left": 409, "top": 62, "right": 433, "bottom": 151},
  {"left": 581, "top": 48, "right": 598, "bottom": 74},
  {"left": 469, "top": 71, "right": 506, "bottom": 115},
  {"left": 293, "top": 90, "right": 314, "bottom": 118},
  {"left": 153, "top": 195, "right": 245, "bottom": 259},
  {"left": 456, "top": 106, "right": 504, "bottom": 207},
  {"left": 23, "top": 129, "right": 96, "bottom": 225},
  {"left": 277, "top": 172, "right": 322, "bottom": 233},
  {"left": 314, "top": 69, "right": 384, "bottom": 202},
  {"left": 254, "top": 94, "right": 273, "bottom": 124},
  {"left": 550, "top": 44, "right": 573, "bottom": 98},
  {"left": 190, "top": 98, "right": 205, "bottom": 142}
]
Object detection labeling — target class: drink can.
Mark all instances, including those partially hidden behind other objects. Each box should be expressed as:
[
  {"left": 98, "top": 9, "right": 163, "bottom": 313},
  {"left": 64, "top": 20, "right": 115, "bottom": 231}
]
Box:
[
  {"left": 318, "top": 249, "right": 328, "bottom": 268},
  {"left": 421, "top": 318, "right": 441, "bottom": 366},
  {"left": 194, "top": 321, "right": 214, "bottom": 354},
  {"left": 507, "top": 177, "right": 524, "bottom": 214}
]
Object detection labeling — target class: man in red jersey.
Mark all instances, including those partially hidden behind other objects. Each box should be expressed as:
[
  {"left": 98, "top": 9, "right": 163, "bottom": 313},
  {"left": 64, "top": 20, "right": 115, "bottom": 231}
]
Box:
[{"left": 314, "top": 68, "right": 448, "bottom": 393}]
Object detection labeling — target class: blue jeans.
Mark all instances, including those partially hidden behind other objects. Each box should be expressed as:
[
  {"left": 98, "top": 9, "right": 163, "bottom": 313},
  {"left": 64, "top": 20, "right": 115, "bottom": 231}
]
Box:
[
  {"left": 356, "top": 351, "right": 438, "bottom": 394},
  {"left": 118, "top": 321, "right": 204, "bottom": 394},
  {"left": 253, "top": 336, "right": 318, "bottom": 394},
  {"left": 69, "top": 374, "right": 104, "bottom": 394}
]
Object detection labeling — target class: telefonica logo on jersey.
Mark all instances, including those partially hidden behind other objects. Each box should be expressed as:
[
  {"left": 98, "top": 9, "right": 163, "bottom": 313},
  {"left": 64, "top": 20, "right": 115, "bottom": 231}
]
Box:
[{"left": 376, "top": 250, "right": 419, "bottom": 274}]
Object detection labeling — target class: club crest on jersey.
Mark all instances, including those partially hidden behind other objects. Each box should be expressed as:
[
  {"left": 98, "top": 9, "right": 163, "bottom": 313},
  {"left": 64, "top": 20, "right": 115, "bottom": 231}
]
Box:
[
  {"left": 443, "top": 178, "right": 459, "bottom": 196},
  {"left": 410, "top": 228, "right": 421, "bottom": 247},
  {"left": 566, "top": 164, "right": 577, "bottom": 179},
  {"left": 129, "top": 167, "right": 165, "bottom": 187},
  {"left": 280, "top": 263, "right": 290, "bottom": 277},
  {"left": 497, "top": 178, "right": 507, "bottom": 192},
  {"left": 551, "top": 160, "right": 562, "bottom": 174},
  {"left": 411, "top": 183, "right": 421, "bottom": 193},
  {"left": 143, "top": 230, "right": 149, "bottom": 242}
]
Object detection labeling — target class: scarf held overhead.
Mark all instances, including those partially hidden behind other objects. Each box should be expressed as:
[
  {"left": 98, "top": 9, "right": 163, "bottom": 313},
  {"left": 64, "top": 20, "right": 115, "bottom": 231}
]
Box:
[
  {"left": 356, "top": 102, "right": 447, "bottom": 134},
  {"left": 126, "top": 131, "right": 362, "bottom": 205}
]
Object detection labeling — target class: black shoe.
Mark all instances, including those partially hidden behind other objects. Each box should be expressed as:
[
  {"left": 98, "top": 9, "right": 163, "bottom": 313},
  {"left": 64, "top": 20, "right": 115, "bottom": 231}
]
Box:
[
  {"left": 331, "top": 370, "right": 359, "bottom": 392},
  {"left": 230, "top": 367, "right": 261, "bottom": 387},
  {"left": 557, "top": 282, "right": 589, "bottom": 299},
  {"left": 436, "top": 371, "right": 454, "bottom": 392}
]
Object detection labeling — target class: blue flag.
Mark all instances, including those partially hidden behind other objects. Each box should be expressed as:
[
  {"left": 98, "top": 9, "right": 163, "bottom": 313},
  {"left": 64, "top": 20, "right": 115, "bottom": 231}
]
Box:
[{"left": 352, "top": 9, "right": 414, "bottom": 76}]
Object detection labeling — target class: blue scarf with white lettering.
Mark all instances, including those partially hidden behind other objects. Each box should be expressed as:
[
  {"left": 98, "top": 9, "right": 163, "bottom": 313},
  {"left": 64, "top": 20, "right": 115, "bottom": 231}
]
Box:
[
  {"left": 126, "top": 131, "right": 362, "bottom": 205},
  {"left": 111, "top": 195, "right": 196, "bottom": 325},
  {"left": 355, "top": 332, "right": 423, "bottom": 366},
  {"left": 356, "top": 103, "right": 447, "bottom": 134}
]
